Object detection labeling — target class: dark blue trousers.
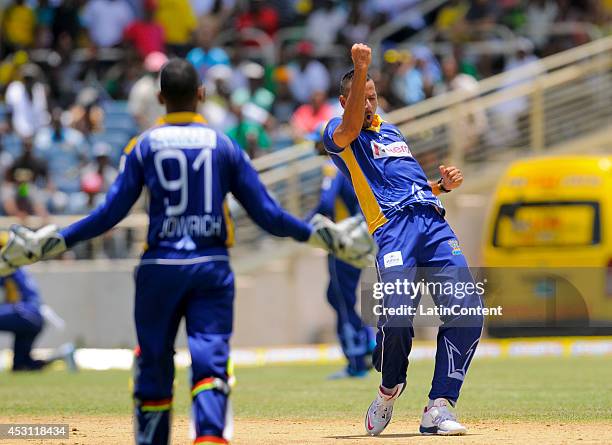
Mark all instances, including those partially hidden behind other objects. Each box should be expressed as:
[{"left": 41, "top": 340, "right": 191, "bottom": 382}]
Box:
[
  {"left": 372, "top": 205, "right": 483, "bottom": 403},
  {"left": 133, "top": 257, "right": 233, "bottom": 445},
  {"left": 327, "top": 256, "right": 371, "bottom": 374},
  {"left": 0, "top": 302, "right": 44, "bottom": 370}
]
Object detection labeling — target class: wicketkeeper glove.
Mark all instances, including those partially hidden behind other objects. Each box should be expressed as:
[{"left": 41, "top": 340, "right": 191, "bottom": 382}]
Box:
[
  {"left": 335, "top": 214, "right": 377, "bottom": 269},
  {"left": 21, "top": 224, "right": 67, "bottom": 261},
  {"left": 0, "top": 224, "right": 67, "bottom": 269},
  {"left": 0, "top": 227, "right": 35, "bottom": 271},
  {"left": 307, "top": 214, "right": 377, "bottom": 269},
  {"left": 308, "top": 213, "right": 347, "bottom": 254},
  {"left": 0, "top": 253, "right": 15, "bottom": 277}
]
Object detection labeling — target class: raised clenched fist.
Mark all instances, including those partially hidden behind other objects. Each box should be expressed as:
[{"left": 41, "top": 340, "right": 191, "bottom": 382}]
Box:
[{"left": 351, "top": 43, "right": 372, "bottom": 70}]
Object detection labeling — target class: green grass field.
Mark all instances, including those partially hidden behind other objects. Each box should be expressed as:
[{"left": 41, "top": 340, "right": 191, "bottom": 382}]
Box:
[{"left": 2, "top": 355, "right": 611, "bottom": 423}]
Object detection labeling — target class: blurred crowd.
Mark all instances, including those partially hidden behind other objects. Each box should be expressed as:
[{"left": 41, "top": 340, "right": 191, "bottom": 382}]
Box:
[{"left": 0, "top": 0, "right": 610, "bottom": 227}]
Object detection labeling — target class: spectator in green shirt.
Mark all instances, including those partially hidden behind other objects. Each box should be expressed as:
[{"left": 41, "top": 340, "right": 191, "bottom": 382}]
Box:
[{"left": 226, "top": 104, "right": 271, "bottom": 159}]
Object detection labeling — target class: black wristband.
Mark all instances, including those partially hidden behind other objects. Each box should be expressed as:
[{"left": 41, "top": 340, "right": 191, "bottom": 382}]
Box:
[{"left": 437, "top": 178, "right": 451, "bottom": 193}]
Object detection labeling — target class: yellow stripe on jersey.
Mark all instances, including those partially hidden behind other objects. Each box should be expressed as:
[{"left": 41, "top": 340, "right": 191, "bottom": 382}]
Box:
[
  {"left": 338, "top": 147, "right": 388, "bottom": 234},
  {"left": 5, "top": 278, "right": 20, "bottom": 303},
  {"left": 155, "top": 112, "right": 208, "bottom": 126},
  {"left": 123, "top": 137, "right": 138, "bottom": 154},
  {"left": 334, "top": 198, "right": 350, "bottom": 222},
  {"left": 223, "top": 200, "right": 235, "bottom": 247},
  {"left": 322, "top": 163, "right": 336, "bottom": 178}
]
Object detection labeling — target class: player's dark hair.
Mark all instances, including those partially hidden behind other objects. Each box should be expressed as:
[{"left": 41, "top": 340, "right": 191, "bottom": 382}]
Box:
[
  {"left": 339, "top": 69, "right": 372, "bottom": 96},
  {"left": 159, "top": 58, "right": 200, "bottom": 107}
]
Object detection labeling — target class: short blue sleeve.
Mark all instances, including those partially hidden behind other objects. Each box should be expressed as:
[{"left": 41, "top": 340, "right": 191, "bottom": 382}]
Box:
[{"left": 323, "top": 117, "right": 345, "bottom": 153}]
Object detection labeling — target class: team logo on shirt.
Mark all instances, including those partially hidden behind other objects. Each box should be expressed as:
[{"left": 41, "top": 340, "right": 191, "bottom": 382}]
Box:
[
  {"left": 371, "top": 141, "right": 412, "bottom": 159},
  {"left": 448, "top": 239, "right": 463, "bottom": 256}
]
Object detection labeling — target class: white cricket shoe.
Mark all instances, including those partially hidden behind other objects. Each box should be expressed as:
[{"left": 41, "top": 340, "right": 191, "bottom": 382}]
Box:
[
  {"left": 419, "top": 398, "right": 467, "bottom": 435},
  {"left": 364, "top": 384, "right": 403, "bottom": 436}
]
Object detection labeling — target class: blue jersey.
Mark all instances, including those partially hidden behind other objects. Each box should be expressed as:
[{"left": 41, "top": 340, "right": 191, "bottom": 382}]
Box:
[
  {"left": 61, "top": 113, "right": 311, "bottom": 257},
  {"left": 323, "top": 115, "right": 442, "bottom": 234},
  {"left": 311, "top": 161, "right": 360, "bottom": 223},
  {"left": 0, "top": 268, "right": 40, "bottom": 306}
]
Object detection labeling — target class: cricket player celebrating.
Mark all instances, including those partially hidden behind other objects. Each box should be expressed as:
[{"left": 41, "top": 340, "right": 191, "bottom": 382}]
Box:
[
  {"left": 0, "top": 59, "right": 374, "bottom": 445},
  {"left": 323, "top": 44, "right": 484, "bottom": 436}
]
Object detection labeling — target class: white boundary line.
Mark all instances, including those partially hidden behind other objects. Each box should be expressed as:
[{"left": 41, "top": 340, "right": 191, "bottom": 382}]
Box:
[{"left": 1, "top": 338, "right": 610, "bottom": 371}]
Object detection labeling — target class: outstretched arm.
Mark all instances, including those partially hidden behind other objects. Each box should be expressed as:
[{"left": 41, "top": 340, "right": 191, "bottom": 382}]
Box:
[
  {"left": 0, "top": 142, "right": 145, "bottom": 272},
  {"left": 332, "top": 44, "right": 372, "bottom": 149},
  {"left": 60, "top": 142, "right": 144, "bottom": 247},
  {"left": 229, "top": 140, "right": 312, "bottom": 241}
]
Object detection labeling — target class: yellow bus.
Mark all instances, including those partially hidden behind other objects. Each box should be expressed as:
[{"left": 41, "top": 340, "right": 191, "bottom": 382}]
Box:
[{"left": 482, "top": 155, "right": 612, "bottom": 336}]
